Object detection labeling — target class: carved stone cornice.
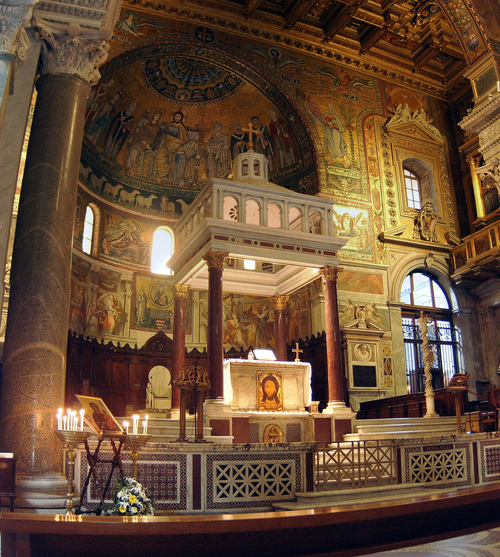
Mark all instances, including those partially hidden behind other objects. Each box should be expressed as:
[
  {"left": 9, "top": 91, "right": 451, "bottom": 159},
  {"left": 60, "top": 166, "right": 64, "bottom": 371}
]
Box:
[
  {"left": 202, "top": 250, "right": 228, "bottom": 270},
  {"left": 0, "top": 1, "right": 34, "bottom": 60},
  {"left": 270, "top": 294, "right": 289, "bottom": 311},
  {"left": 459, "top": 92, "right": 500, "bottom": 136},
  {"left": 35, "top": 23, "right": 110, "bottom": 85},
  {"left": 174, "top": 284, "right": 190, "bottom": 299}
]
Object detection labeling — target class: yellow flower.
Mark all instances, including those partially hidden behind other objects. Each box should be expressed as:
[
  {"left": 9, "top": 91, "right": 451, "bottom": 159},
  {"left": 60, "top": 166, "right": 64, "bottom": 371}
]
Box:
[
  {"left": 129, "top": 495, "right": 137, "bottom": 504},
  {"left": 119, "top": 504, "right": 127, "bottom": 513}
]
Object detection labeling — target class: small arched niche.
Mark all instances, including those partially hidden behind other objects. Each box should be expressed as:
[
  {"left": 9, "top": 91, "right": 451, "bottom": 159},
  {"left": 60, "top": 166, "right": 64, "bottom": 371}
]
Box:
[
  {"left": 246, "top": 198, "right": 261, "bottom": 225},
  {"left": 146, "top": 365, "right": 172, "bottom": 411},
  {"left": 289, "top": 206, "right": 302, "bottom": 231},
  {"left": 223, "top": 195, "right": 239, "bottom": 221},
  {"left": 268, "top": 202, "right": 282, "bottom": 228}
]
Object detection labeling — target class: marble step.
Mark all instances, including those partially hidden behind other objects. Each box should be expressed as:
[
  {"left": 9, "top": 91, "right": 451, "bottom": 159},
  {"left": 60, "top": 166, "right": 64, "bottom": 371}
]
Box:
[{"left": 273, "top": 483, "right": 446, "bottom": 511}]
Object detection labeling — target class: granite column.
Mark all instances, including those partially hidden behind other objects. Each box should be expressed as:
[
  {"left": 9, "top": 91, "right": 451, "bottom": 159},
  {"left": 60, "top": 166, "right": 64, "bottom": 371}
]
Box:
[{"left": 0, "top": 27, "right": 108, "bottom": 487}]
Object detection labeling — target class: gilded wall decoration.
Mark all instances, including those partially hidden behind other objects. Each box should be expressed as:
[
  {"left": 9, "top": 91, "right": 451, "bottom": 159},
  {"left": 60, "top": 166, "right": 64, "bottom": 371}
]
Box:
[{"left": 332, "top": 203, "right": 372, "bottom": 260}]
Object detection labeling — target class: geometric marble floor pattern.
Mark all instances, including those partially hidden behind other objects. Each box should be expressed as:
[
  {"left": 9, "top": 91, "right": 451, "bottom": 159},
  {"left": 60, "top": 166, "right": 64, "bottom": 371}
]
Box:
[{"left": 365, "top": 527, "right": 500, "bottom": 557}]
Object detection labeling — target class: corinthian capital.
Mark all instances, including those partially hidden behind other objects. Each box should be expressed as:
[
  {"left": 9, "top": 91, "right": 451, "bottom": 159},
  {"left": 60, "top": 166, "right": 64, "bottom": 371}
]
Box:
[
  {"left": 320, "top": 265, "right": 343, "bottom": 282},
  {"left": 35, "top": 23, "right": 110, "bottom": 85},
  {"left": 270, "top": 294, "right": 289, "bottom": 311},
  {"left": 203, "top": 250, "right": 228, "bottom": 269},
  {"left": 0, "top": 0, "right": 35, "bottom": 60}
]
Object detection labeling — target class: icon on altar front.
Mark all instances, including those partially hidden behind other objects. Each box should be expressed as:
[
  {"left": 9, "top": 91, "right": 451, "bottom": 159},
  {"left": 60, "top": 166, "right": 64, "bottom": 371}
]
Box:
[{"left": 258, "top": 372, "right": 283, "bottom": 411}]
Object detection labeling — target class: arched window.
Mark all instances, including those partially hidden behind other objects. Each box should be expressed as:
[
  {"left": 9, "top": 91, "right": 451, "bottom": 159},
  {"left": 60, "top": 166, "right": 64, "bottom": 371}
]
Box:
[
  {"left": 401, "top": 272, "right": 459, "bottom": 394},
  {"left": 404, "top": 168, "right": 421, "bottom": 209},
  {"left": 82, "top": 205, "right": 95, "bottom": 255},
  {"left": 151, "top": 227, "right": 174, "bottom": 275}
]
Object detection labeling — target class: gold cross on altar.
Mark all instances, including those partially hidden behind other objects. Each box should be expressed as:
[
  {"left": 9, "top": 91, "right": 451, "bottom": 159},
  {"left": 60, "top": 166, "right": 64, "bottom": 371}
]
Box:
[{"left": 292, "top": 342, "right": 303, "bottom": 362}]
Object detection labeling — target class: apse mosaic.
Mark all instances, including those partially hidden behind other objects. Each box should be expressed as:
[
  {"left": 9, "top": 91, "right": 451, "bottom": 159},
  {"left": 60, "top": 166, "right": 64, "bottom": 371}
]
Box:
[{"left": 81, "top": 30, "right": 320, "bottom": 216}]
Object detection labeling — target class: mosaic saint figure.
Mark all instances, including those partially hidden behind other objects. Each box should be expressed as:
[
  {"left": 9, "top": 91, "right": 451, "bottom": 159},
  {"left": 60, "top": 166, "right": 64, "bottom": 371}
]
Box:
[{"left": 205, "top": 122, "right": 231, "bottom": 179}]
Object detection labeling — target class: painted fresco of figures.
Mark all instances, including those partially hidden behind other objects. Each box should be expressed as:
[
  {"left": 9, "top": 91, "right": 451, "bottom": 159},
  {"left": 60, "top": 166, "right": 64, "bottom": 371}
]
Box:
[
  {"left": 101, "top": 217, "right": 149, "bottom": 265},
  {"left": 98, "top": 293, "right": 123, "bottom": 335},
  {"left": 205, "top": 122, "right": 231, "bottom": 179},
  {"left": 230, "top": 121, "right": 248, "bottom": 159},
  {"left": 268, "top": 110, "right": 296, "bottom": 169},
  {"left": 103, "top": 102, "right": 137, "bottom": 159},
  {"left": 250, "top": 116, "right": 274, "bottom": 171},
  {"left": 69, "top": 284, "right": 85, "bottom": 335}
]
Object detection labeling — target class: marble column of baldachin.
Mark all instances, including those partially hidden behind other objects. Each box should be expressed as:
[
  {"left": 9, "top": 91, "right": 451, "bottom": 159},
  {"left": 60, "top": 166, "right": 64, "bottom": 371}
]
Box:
[
  {"left": 320, "top": 265, "right": 346, "bottom": 410},
  {"left": 0, "top": 24, "right": 110, "bottom": 502},
  {"left": 202, "top": 250, "right": 228, "bottom": 401},
  {"left": 270, "top": 294, "right": 289, "bottom": 362},
  {"left": 172, "top": 284, "right": 190, "bottom": 416}
]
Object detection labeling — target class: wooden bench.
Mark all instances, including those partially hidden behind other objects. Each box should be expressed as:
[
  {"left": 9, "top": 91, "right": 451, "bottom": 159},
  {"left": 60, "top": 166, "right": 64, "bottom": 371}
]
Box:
[{"left": 2, "top": 483, "right": 500, "bottom": 557}]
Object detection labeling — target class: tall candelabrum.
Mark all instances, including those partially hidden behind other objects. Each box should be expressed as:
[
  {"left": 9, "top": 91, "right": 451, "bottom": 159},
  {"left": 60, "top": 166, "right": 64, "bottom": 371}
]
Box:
[
  {"left": 55, "top": 430, "right": 90, "bottom": 514},
  {"left": 125, "top": 435, "right": 151, "bottom": 479}
]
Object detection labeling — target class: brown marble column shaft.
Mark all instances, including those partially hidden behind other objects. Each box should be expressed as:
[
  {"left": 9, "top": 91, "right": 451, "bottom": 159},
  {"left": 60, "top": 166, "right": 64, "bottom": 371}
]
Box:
[
  {"left": 321, "top": 265, "right": 344, "bottom": 405},
  {"left": 172, "top": 284, "right": 190, "bottom": 410},
  {"left": 270, "top": 294, "right": 289, "bottom": 362},
  {"left": 0, "top": 73, "right": 90, "bottom": 475},
  {"left": 203, "top": 250, "right": 228, "bottom": 400}
]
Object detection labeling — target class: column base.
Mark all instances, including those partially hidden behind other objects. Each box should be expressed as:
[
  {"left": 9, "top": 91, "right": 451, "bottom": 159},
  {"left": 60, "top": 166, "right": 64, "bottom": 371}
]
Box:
[
  {"left": 14, "top": 473, "right": 68, "bottom": 513},
  {"left": 322, "top": 401, "right": 355, "bottom": 417}
]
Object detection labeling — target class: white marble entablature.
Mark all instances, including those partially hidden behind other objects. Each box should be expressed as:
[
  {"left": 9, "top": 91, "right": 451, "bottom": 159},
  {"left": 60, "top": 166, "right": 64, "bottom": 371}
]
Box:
[{"left": 168, "top": 177, "right": 347, "bottom": 295}]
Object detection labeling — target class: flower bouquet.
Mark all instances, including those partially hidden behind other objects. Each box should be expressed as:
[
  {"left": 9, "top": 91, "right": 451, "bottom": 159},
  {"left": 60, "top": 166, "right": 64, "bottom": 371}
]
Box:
[{"left": 106, "top": 475, "right": 154, "bottom": 516}]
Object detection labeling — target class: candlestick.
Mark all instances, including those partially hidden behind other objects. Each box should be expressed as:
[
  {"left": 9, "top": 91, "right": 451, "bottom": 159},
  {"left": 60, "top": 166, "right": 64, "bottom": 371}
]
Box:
[
  {"left": 123, "top": 421, "right": 129, "bottom": 434},
  {"left": 55, "top": 430, "right": 90, "bottom": 514},
  {"left": 57, "top": 409, "right": 63, "bottom": 430},
  {"left": 144, "top": 415, "right": 149, "bottom": 435}
]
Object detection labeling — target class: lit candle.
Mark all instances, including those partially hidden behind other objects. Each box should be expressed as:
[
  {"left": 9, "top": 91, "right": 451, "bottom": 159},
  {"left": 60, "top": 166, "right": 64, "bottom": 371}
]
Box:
[
  {"left": 142, "top": 421, "right": 147, "bottom": 435},
  {"left": 57, "top": 408, "right": 63, "bottom": 430},
  {"left": 79, "top": 409, "right": 85, "bottom": 431},
  {"left": 132, "top": 414, "right": 139, "bottom": 435},
  {"left": 72, "top": 411, "right": 77, "bottom": 431},
  {"left": 66, "top": 409, "right": 71, "bottom": 430},
  {"left": 123, "top": 421, "right": 129, "bottom": 435},
  {"left": 144, "top": 415, "right": 149, "bottom": 435},
  {"left": 63, "top": 415, "right": 67, "bottom": 430}
]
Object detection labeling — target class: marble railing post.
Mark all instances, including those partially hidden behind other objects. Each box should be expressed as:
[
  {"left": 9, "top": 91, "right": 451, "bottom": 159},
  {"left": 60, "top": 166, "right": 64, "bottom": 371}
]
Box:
[
  {"left": 270, "top": 294, "right": 289, "bottom": 362},
  {"left": 203, "top": 250, "right": 228, "bottom": 400},
  {"left": 0, "top": 26, "right": 110, "bottom": 479},
  {"left": 172, "top": 284, "right": 190, "bottom": 414},
  {"left": 320, "top": 265, "right": 346, "bottom": 409}
]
